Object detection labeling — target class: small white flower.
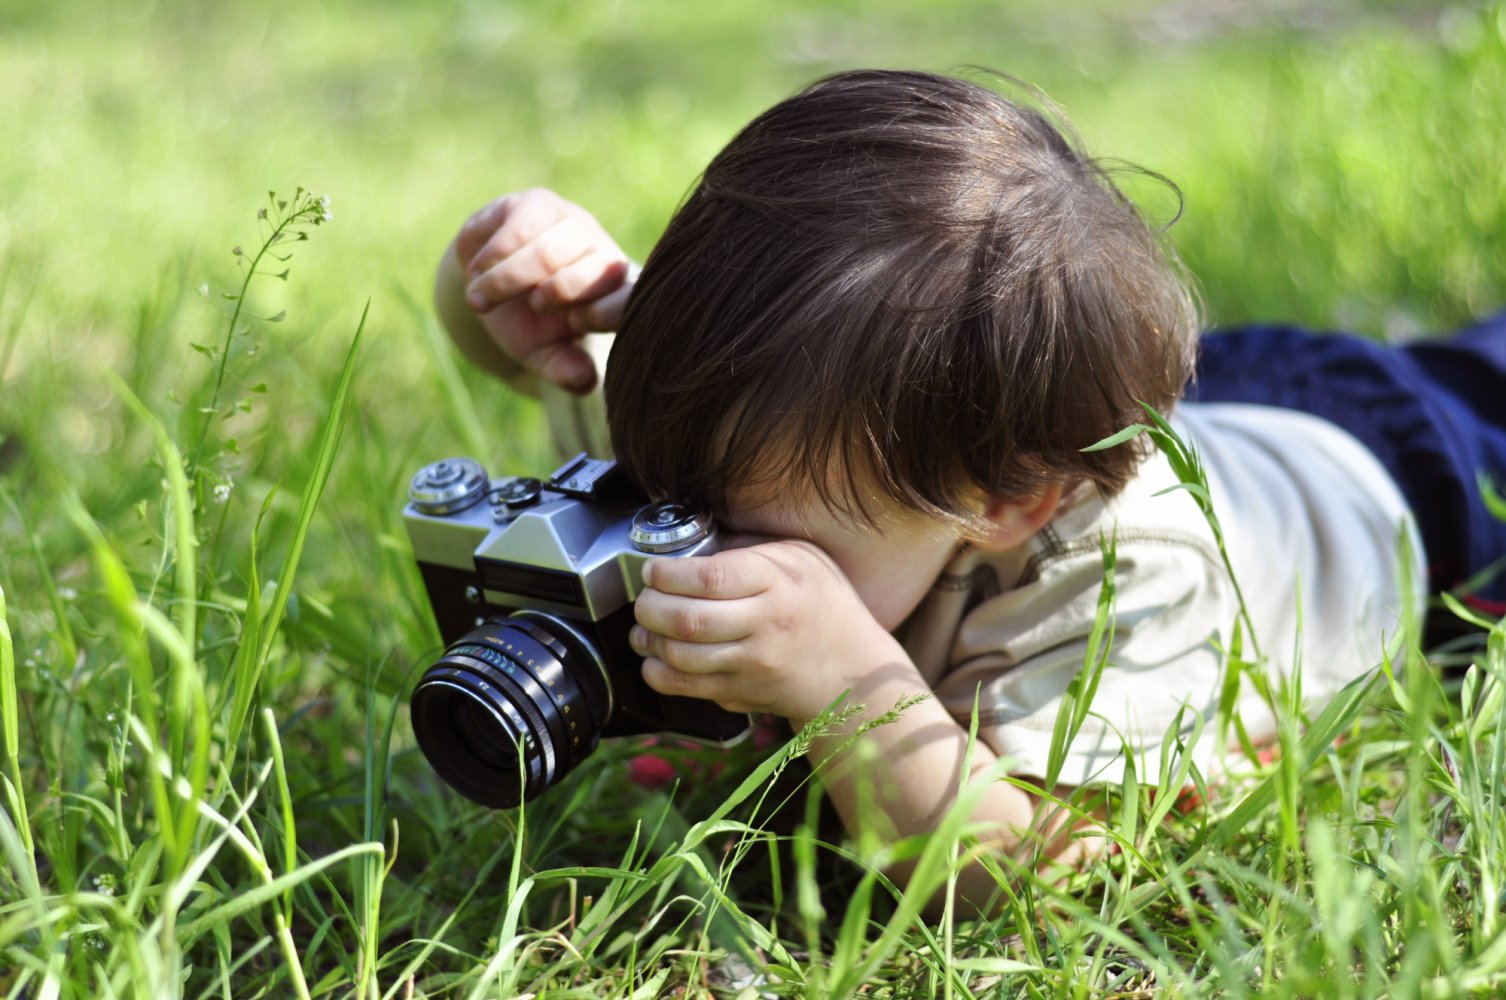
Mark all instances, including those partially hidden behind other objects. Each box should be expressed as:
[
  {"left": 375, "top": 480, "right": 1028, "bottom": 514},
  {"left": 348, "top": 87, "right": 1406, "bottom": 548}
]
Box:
[
  {"left": 213, "top": 480, "right": 232, "bottom": 504},
  {"left": 58, "top": 586, "right": 77, "bottom": 601},
  {"left": 93, "top": 874, "right": 117, "bottom": 896}
]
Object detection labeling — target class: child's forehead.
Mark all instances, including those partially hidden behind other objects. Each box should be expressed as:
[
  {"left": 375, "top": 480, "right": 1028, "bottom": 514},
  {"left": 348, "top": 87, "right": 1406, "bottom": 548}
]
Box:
[
  {"left": 716, "top": 478, "right": 821, "bottom": 534},
  {"left": 713, "top": 462, "right": 903, "bottom": 536}
]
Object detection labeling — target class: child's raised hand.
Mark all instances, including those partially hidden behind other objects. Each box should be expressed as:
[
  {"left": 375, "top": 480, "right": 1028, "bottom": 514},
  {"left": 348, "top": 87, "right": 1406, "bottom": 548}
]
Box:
[
  {"left": 452, "top": 189, "right": 632, "bottom": 393},
  {"left": 627, "top": 540, "right": 910, "bottom": 723}
]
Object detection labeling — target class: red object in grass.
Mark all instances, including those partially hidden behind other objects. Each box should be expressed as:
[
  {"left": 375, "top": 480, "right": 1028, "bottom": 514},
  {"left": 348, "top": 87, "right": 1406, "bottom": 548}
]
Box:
[
  {"left": 628, "top": 715, "right": 784, "bottom": 791},
  {"left": 1463, "top": 594, "right": 1506, "bottom": 619},
  {"left": 628, "top": 740, "right": 679, "bottom": 790}
]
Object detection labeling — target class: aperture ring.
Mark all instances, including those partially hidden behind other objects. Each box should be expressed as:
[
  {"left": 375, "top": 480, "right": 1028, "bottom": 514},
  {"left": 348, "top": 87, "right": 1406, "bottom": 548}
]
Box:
[
  {"left": 444, "top": 646, "right": 564, "bottom": 786},
  {"left": 472, "top": 629, "right": 594, "bottom": 766}
]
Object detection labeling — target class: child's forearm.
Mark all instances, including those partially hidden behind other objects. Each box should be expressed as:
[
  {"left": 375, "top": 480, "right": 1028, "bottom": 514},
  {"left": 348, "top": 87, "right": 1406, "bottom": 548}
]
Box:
[{"left": 798, "top": 664, "right": 1088, "bottom": 915}]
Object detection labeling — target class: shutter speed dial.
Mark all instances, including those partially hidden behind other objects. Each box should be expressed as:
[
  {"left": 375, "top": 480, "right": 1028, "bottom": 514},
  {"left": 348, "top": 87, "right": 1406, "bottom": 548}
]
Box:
[
  {"left": 629, "top": 502, "right": 712, "bottom": 553},
  {"left": 409, "top": 458, "right": 489, "bottom": 515}
]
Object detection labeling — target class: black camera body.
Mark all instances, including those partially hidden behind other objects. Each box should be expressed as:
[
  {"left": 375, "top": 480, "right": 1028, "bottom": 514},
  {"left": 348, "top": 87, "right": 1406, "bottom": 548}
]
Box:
[{"left": 404, "top": 452, "right": 751, "bottom": 808}]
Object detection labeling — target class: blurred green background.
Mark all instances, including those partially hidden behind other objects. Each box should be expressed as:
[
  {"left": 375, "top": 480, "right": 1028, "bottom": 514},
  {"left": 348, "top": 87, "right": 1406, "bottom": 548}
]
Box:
[
  {"left": 4, "top": 0, "right": 1505, "bottom": 488},
  {"left": 1, "top": 0, "right": 1505, "bottom": 680}
]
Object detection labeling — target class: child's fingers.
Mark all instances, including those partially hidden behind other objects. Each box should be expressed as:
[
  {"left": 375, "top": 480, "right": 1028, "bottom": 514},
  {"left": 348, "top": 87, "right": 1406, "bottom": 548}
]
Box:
[
  {"left": 530, "top": 253, "right": 629, "bottom": 312},
  {"left": 644, "top": 549, "right": 775, "bottom": 599},
  {"left": 567, "top": 284, "right": 632, "bottom": 333},
  {"left": 456, "top": 189, "right": 554, "bottom": 268},
  {"left": 632, "top": 589, "right": 755, "bottom": 644},
  {"left": 458, "top": 189, "right": 565, "bottom": 273},
  {"left": 466, "top": 215, "right": 598, "bottom": 310},
  {"left": 640, "top": 657, "right": 739, "bottom": 706},
  {"left": 631, "top": 627, "right": 745, "bottom": 674},
  {"left": 454, "top": 195, "right": 512, "bottom": 267}
]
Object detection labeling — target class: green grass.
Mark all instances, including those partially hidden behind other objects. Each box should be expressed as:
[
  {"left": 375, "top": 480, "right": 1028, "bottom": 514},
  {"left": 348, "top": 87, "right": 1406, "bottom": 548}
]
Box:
[{"left": 3, "top": 0, "right": 1506, "bottom": 996}]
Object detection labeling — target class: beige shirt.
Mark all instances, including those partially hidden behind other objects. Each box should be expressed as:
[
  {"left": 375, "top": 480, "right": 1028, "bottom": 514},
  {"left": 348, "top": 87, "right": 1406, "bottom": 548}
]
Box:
[
  {"left": 537, "top": 352, "right": 1423, "bottom": 785},
  {"left": 900, "top": 402, "right": 1424, "bottom": 784}
]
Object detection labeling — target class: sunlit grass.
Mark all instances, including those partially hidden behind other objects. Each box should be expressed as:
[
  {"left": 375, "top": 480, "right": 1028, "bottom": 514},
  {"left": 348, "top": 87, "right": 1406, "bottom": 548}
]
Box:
[{"left": 3, "top": 0, "right": 1506, "bottom": 996}]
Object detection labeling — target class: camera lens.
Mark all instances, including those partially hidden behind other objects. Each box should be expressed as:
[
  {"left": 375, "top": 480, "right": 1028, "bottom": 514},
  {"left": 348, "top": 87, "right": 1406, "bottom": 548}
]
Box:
[
  {"left": 410, "top": 615, "right": 612, "bottom": 808},
  {"left": 455, "top": 698, "right": 515, "bottom": 770}
]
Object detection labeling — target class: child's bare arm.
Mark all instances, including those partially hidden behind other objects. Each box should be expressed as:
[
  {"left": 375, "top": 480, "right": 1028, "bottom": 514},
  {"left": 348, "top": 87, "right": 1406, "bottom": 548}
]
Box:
[
  {"left": 628, "top": 540, "right": 1098, "bottom": 916},
  {"left": 434, "top": 189, "right": 633, "bottom": 395},
  {"left": 802, "top": 677, "right": 1102, "bottom": 917}
]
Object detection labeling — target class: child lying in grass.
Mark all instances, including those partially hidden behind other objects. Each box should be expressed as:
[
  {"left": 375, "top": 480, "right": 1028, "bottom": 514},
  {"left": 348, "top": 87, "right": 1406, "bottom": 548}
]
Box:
[{"left": 432, "top": 69, "right": 1506, "bottom": 907}]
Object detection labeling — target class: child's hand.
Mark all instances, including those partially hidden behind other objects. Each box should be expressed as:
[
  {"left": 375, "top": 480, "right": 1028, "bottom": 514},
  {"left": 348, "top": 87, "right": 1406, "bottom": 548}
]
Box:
[
  {"left": 628, "top": 540, "right": 910, "bottom": 722},
  {"left": 452, "top": 189, "right": 632, "bottom": 393}
]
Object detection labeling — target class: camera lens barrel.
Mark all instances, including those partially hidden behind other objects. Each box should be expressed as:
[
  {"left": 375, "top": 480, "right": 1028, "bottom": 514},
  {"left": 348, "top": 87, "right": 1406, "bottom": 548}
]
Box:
[{"left": 410, "top": 616, "right": 612, "bottom": 808}]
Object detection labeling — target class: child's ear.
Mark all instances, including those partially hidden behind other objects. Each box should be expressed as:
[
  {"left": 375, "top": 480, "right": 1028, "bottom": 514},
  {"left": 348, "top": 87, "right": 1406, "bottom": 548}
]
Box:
[{"left": 966, "top": 481, "right": 1064, "bottom": 552}]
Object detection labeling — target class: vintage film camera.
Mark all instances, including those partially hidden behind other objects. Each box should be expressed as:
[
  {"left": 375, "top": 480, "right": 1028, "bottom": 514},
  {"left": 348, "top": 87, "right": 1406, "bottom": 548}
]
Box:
[{"left": 404, "top": 453, "right": 752, "bottom": 808}]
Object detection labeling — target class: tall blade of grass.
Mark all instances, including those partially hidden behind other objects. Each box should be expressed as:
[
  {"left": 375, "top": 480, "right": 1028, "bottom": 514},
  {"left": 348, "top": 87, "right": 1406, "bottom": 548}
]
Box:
[
  {"left": 792, "top": 789, "right": 826, "bottom": 990},
  {"left": 1474, "top": 632, "right": 1506, "bottom": 949},
  {"left": 210, "top": 486, "right": 272, "bottom": 722},
  {"left": 828, "top": 755, "right": 1018, "bottom": 997},
  {"left": 1477, "top": 471, "right": 1506, "bottom": 524},
  {"left": 375, "top": 839, "right": 517, "bottom": 1000},
  {"left": 828, "top": 851, "right": 881, "bottom": 989},
  {"left": 683, "top": 721, "right": 807, "bottom": 838},
  {"left": 1142, "top": 707, "right": 1206, "bottom": 838},
  {"left": 176, "top": 841, "right": 385, "bottom": 942},
  {"left": 1042, "top": 530, "right": 1117, "bottom": 792},
  {"left": 571, "top": 820, "right": 646, "bottom": 945},
  {"left": 0, "top": 801, "right": 64, "bottom": 998},
  {"left": 135, "top": 602, "right": 211, "bottom": 865},
  {"left": 938, "top": 702, "right": 984, "bottom": 1000},
  {"left": 109, "top": 374, "right": 211, "bottom": 867},
  {"left": 356, "top": 665, "right": 406, "bottom": 1000},
  {"left": 1204, "top": 669, "right": 1381, "bottom": 850},
  {"left": 7, "top": 499, "right": 79, "bottom": 676},
  {"left": 259, "top": 708, "right": 297, "bottom": 930},
  {"left": 227, "top": 304, "right": 367, "bottom": 751},
  {"left": 63, "top": 498, "right": 181, "bottom": 871},
  {"left": 109, "top": 373, "right": 197, "bottom": 653},
  {"left": 1084, "top": 404, "right": 1264, "bottom": 658},
  {"left": 465, "top": 878, "right": 534, "bottom": 1000},
  {"left": 1216, "top": 617, "right": 1250, "bottom": 762},
  {"left": 561, "top": 709, "right": 849, "bottom": 959},
  {"left": 0, "top": 582, "right": 33, "bottom": 869},
  {"left": 670, "top": 849, "right": 796, "bottom": 965}
]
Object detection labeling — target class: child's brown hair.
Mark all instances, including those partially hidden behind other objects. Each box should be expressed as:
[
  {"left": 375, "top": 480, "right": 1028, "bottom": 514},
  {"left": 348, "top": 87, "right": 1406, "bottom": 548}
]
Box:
[{"left": 606, "top": 69, "right": 1200, "bottom": 526}]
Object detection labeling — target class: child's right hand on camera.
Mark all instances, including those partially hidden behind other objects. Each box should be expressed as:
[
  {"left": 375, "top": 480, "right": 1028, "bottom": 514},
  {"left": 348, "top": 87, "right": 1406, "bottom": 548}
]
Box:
[{"left": 435, "top": 188, "right": 632, "bottom": 395}]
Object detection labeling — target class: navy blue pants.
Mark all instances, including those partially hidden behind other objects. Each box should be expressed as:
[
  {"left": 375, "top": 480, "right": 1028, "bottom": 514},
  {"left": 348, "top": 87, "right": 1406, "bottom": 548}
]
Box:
[{"left": 1189, "top": 312, "right": 1506, "bottom": 604}]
